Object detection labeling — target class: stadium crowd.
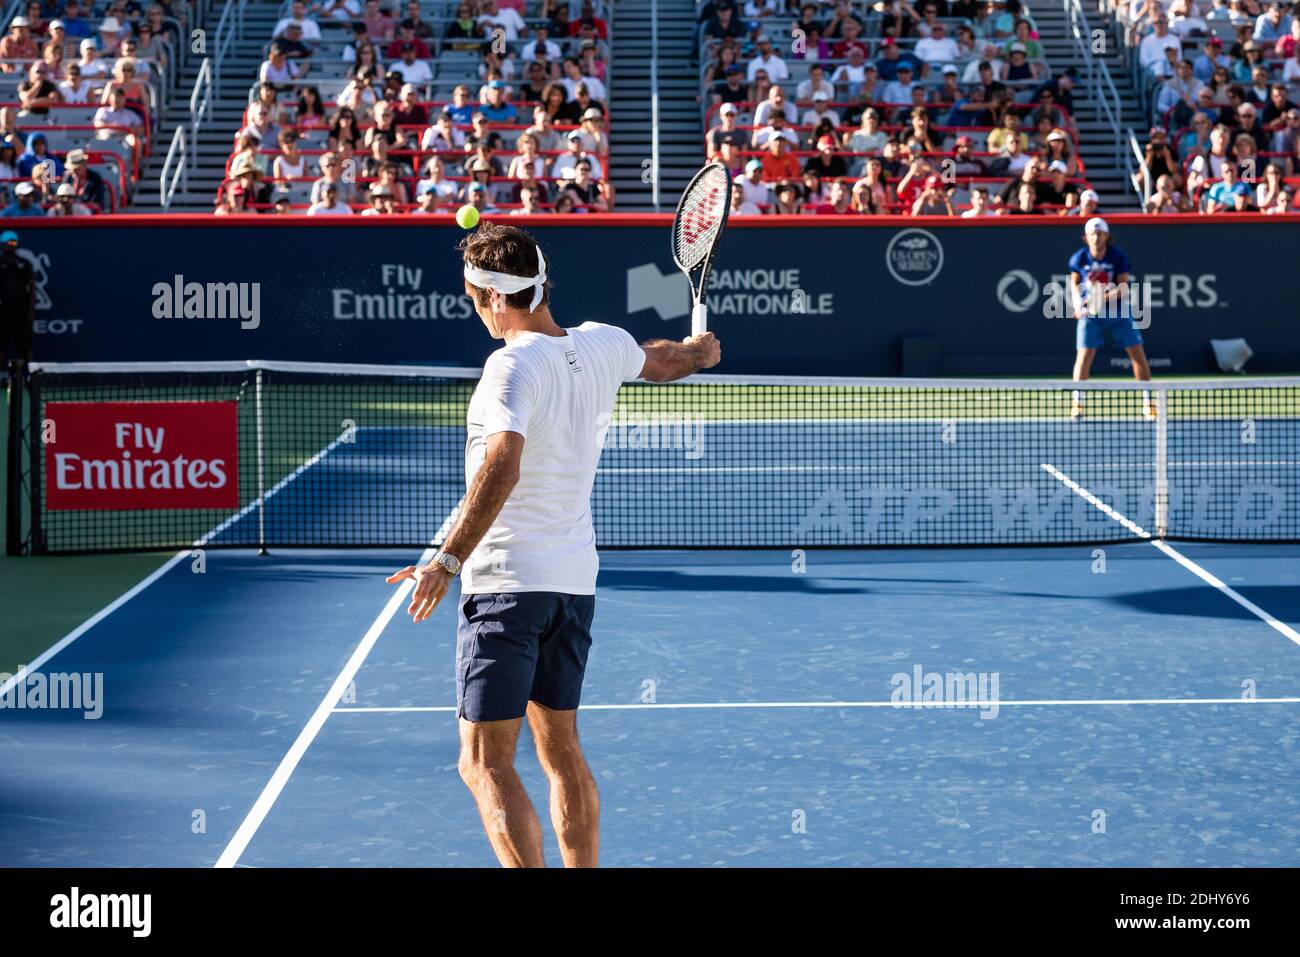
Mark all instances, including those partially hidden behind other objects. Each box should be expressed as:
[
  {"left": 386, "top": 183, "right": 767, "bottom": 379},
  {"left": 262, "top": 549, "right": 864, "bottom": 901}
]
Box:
[
  {"left": 701, "top": 0, "right": 1101, "bottom": 215},
  {"left": 0, "top": 0, "right": 177, "bottom": 214},
  {"left": 1117, "top": 0, "right": 1299, "bottom": 212},
  {"left": 221, "top": 0, "right": 615, "bottom": 214}
]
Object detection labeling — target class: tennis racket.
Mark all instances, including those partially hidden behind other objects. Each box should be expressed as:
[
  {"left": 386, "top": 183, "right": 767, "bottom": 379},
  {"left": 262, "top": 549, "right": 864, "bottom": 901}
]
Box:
[{"left": 671, "top": 162, "right": 732, "bottom": 336}]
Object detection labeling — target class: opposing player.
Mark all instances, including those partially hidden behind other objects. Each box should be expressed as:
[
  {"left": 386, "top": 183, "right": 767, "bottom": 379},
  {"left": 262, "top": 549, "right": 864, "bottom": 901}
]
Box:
[
  {"left": 1067, "top": 217, "right": 1153, "bottom": 420},
  {"left": 386, "top": 224, "right": 720, "bottom": 867}
]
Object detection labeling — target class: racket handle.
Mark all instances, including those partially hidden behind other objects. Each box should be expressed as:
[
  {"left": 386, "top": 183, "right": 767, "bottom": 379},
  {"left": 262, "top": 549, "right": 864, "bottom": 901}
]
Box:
[{"left": 691, "top": 302, "right": 708, "bottom": 337}]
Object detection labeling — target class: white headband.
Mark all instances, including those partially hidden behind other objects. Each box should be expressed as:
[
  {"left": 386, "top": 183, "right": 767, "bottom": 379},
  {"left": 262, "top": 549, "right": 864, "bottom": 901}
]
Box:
[{"left": 463, "top": 246, "right": 547, "bottom": 312}]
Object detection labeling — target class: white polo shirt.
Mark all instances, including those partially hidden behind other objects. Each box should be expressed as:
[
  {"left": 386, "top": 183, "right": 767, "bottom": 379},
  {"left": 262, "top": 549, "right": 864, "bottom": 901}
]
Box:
[{"left": 461, "top": 321, "right": 647, "bottom": 595}]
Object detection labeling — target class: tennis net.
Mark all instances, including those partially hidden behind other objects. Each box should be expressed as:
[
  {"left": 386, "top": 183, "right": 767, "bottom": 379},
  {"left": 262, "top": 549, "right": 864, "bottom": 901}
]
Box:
[{"left": 7, "top": 360, "right": 1300, "bottom": 554}]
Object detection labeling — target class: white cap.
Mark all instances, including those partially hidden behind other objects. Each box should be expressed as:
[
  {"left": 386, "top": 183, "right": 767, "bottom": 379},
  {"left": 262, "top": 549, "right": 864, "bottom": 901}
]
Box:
[
  {"left": 56, "top": 182, "right": 76, "bottom": 197},
  {"left": 11, "top": 16, "right": 29, "bottom": 27},
  {"left": 1080, "top": 188, "right": 1100, "bottom": 203},
  {"left": 100, "top": 16, "right": 121, "bottom": 32},
  {"left": 1048, "top": 160, "right": 1068, "bottom": 173},
  {"left": 812, "top": 90, "right": 830, "bottom": 101},
  {"left": 15, "top": 182, "right": 35, "bottom": 195},
  {"left": 1084, "top": 216, "right": 1109, "bottom": 234},
  {"left": 719, "top": 103, "right": 738, "bottom": 114}
]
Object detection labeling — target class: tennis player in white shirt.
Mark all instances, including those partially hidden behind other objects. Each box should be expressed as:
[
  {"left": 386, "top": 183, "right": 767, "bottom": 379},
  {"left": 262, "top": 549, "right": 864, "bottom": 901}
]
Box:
[{"left": 387, "top": 224, "right": 720, "bottom": 867}]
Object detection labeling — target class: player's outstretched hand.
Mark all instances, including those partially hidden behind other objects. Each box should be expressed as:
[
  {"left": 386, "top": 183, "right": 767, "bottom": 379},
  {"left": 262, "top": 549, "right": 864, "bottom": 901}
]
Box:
[
  {"left": 686, "top": 332, "right": 721, "bottom": 370},
  {"left": 386, "top": 564, "right": 452, "bottom": 623}
]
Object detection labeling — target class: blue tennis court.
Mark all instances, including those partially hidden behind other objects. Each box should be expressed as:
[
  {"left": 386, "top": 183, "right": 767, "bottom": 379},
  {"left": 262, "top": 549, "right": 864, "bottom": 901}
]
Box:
[{"left": 4, "top": 370, "right": 1300, "bottom": 867}]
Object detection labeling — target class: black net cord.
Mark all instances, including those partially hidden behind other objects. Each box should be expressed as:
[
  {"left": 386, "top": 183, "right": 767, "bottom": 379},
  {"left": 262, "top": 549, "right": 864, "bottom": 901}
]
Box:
[{"left": 4, "top": 359, "right": 23, "bottom": 556}]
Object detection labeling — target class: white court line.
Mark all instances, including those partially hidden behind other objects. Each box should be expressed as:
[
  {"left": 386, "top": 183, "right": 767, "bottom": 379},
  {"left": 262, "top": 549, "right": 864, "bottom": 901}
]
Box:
[
  {"left": 1041, "top": 462, "right": 1300, "bottom": 649},
  {"left": 333, "top": 697, "right": 1300, "bottom": 713},
  {"left": 214, "top": 494, "right": 464, "bottom": 869},
  {"left": 214, "top": 543, "right": 438, "bottom": 869}
]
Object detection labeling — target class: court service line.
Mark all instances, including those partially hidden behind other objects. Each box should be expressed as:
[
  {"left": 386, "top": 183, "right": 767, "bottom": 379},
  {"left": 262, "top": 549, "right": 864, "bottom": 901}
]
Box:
[
  {"left": 333, "top": 697, "right": 1300, "bottom": 714},
  {"left": 1041, "top": 463, "right": 1300, "bottom": 649},
  {"left": 214, "top": 543, "right": 438, "bottom": 868}
]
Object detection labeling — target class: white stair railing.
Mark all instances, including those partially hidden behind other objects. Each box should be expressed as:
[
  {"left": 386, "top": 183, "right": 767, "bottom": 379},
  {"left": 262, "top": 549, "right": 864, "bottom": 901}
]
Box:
[
  {"left": 160, "top": 126, "right": 187, "bottom": 209},
  {"left": 191, "top": 57, "right": 213, "bottom": 139}
]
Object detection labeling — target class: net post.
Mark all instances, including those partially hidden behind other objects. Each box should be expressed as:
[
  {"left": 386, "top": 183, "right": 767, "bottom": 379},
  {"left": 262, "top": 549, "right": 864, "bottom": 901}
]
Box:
[
  {"left": 27, "top": 363, "right": 41, "bottom": 554},
  {"left": 5, "top": 360, "right": 24, "bottom": 556},
  {"left": 255, "top": 367, "right": 267, "bottom": 555},
  {"left": 1154, "top": 385, "right": 1169, "bottom": 539}
]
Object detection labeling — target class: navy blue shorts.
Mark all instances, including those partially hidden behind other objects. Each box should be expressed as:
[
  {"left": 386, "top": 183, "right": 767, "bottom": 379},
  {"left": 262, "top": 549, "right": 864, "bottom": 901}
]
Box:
[
  {"left": 1077, "top": 315, "right": 1143, "bottom": 350},
  {"left": 456, "top": 592, "right": 595, "bottom": 722}
]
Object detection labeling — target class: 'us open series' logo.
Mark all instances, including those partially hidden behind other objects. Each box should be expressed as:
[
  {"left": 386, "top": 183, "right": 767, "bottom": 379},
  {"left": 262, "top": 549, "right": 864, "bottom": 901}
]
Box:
[{"left": 885, "top": 229, "right": 944, "bottom": 286}]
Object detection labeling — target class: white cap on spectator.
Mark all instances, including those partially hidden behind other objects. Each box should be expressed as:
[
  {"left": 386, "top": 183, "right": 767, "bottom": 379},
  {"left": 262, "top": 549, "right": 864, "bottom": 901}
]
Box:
[
  {"left": 566, "top": 129, "right": 583, "bottom": 140},
  {"left": 369, "top": 182, "right": 392, "bottom": 196},
  {"left": 581, "top": 107, "right": 602, "bottom": 120},
  {"left": 49, "top": 19, "right": 65, "bottom": 29},
  {"left": 12, "top": 16, "right": 29, "bottom": 27},
  {"left": 941, "top": 63, "right": 958, "bottom": 75},
  {"left": 745, "top": 159, "right": 762, "bottom": 172},
  {"left": 1048, "top": 160, "right": 1068, "bottom": 173},
  {"left": 1047, "top": 130, "right": 1067, "bottom": 143},
  {"left": 80, "top": 38, "right": 97, "bottom": 50},
  {"left": 101, "top": 17, "right": 122, "bottom": 32},
  {"left": 1084, "top": 216, "right": 1109, "bottom": 234},
  {"left": 1080, "top": 188, "right": 1100, "bottom": 203},
  {"left": 56, "top": 183, "right": 76, "bottom": 197},
  {"left": 15, "top": 182, "right": 35, "bottom": 196},
  {"left": 812, "top": 90, "right": 829, "bottom": 101},
  {"left": 719, "top": 103, "right": 738, "bottom": 115},
  {"left": 66, "top": 148, "right": 88, "bottom": 165},
  {"left": 400, "top": 83, "right": 416, "bottom": 96}
]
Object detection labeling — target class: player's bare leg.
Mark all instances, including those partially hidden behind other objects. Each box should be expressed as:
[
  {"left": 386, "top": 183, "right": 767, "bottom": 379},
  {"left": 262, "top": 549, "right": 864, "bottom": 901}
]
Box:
[
  {"left": 527, "top": 701, "right": 600, "bottom": 867},
  {"left": 1126, "top": 344, "right": 1155, "bottom": 419},
  {"left": 458, "top": 716, "right": 546, "bottom": 867},
  {"left": 1071, "top": 347, "right": 1097, "bottom": 418}
]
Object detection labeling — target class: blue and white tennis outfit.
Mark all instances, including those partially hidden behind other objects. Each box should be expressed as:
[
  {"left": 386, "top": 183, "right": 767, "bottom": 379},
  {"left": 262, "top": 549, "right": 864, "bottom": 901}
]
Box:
[
  {"left": 456, "top": 321, "right": 646, "bottom": 722},
  {"left": 1067, "top": 244, "right": 1142, "bottom": 350}
]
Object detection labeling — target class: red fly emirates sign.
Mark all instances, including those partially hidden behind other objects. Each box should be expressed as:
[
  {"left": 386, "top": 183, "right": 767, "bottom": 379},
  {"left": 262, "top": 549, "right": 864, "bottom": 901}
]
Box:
[{"left": 45, "top": 402, "right": 239, "bottom": 510}]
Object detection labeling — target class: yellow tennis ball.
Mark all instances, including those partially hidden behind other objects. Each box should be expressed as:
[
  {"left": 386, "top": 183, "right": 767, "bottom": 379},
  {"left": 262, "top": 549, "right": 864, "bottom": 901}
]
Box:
[{"left": 455, "top": 205, "right": 480, "bottom": 229}]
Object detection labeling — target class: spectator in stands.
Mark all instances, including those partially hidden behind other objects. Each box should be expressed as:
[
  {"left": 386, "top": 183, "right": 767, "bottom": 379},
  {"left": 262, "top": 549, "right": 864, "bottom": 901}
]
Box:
[
  {"left": 505, "top": 131, "right": 546, "bottom": 182},
  {"left": 96, "top": 16, "right": 125, "bottom": 58},
  {"left": 876, "top": 0, "right": 922, "bottom": 41},
  {"left": 523, "top": 105, "right": 561, "bottom": 153},
  {"left": 478, "top": 79, "right": 517, "bottom": 123},
  {"left": 559, "top": 158, "right": 611, "bottom": 211},
  {"left": 247, "top": 82, "right": 281, "bottom": 125},
  {"left": 766, "top": 179, "right": 797, "bottom": 214},
  {"left": 1253, "top": 160, "right": 1287, "bottom": 208},
  {"left": 56, "top": 1, "right": 91, "bottom": 40},
  {"left": 339, "top": 65, "right": 381, "bottom": 119},
  {"left": 1231, "top": 41, "right": 1265, "bottom": 83},
  {"left": 746, "top": 33, "right": 788, "bottom": 83},
  {"left": 271, "top": 129, "right": 305, "bottom": 194},
  {"left": 753, "top": 84, "right": 796, "bottom": 126},
  {"left": 307, "top": 181, "right": 352, "bottom": 215},
  {"left": 881, "top": 61, "right": 916, "bottom": 105},
  {"left": 259, "top": 42, "right": 301, "bottom": 91},
  {"left": 987, "top": 110, "right": 1027, "bottom": 153},
  {"left": 17, "top": 59, "right": 60, "bottom": 114},
  {"left": 1040, "top": 161, "right": 1079, "bottom": 209},
  {"left": 391, "top": 83, "right": 427, "bottom": 132},
  {"left": 800, "top": 90, "right": 841, "bottom": 131},
  {"left": 273, "top": 1, "right": 321, "bottom": 45},
  {"left": 293, "top": 85, "right": 326, "bottom": 131},
  {"left": 46, "top": 180, "right": 90, "bottom": 215},
  {"left": 61, "top": 147, "right": 103, "bottom": 208},
  {"left": 760, "top": 133, "right": 802, "bottom": 182},
  {"left": 1261, "top": 82, "right": 1297, "bottom": 129},
  {"left": 464, "top": 180, "right": 501, "bottom": 215},
  {"left": 1204, "top": 158, "right": 1250, "bottom": 210},
  {"left": 1254, "top": 2, "right": 1293, "bottom": 42},
  {"left": 706, "top": 102, "right": 743, "bottom": 158},
  {"left": 577, "top": 108, "right": 606, "bottom": 154},
  {"left": 727, "top": 177, "right": 760, "bottom": 215},
  {"left": 843, "top": 108, "right": 887, "bottom": 170},
  {"left": 569, "top": 0, "right": 609, "bottom": 39},
  {"left": 704, "top": 3, "right": 745, "bottom": 45},
  {"left": 995, "top": 154, "right": 1041, "bottom": 206},
  {"left": 561, "top": 82, "right": 603, "bottom": 123},
  {"left": 1139, "top": 14, "right": 1181, "bottom": 74},
  {"left": 1142, "top": 126, "right": 1178, "bottom": 187},
  {"left": 1002, "top": 41, "right": 1041, "bottom": 82},
  {"left": 950, "top": 134, "right": 986, "bottom": 175},
  {"left": 559, "top": 56, "right": 605, "bottom": 103},
  {"left": 1236, "top": 100, "right": 1270, "bottom": 150},
  {"left": 385, "top": 18, "right": 430, "bottom": 60},
  {"left": 1271, "top": 106, "right": 1299, "bottom": 161},
  {"left": 915, "top": 20, "right": 961, "bottom": 66},
  {"left": 421, "top": 110, "right": 463, "bottom": 154},
  {"left": 1158, "top": 59, "right": 1207, "bottom": 127},
  {"left": 1146, "top": 173, "right": 1189, "bottom": 213},
  {"left": 358, "top": 0, "right": 393, "bottom": 44},
  {"left": 1186, "top": 122, "right": 1233, "bottom": 194},
  {"left": 831, "top": 45, "right": 873, "bottom": 98},
  {"left": 1, "top": 17, "right": 39, "bottom": 73},
  {"left": 443, "top": 3, "right": 480, "bottom": 49},
  {"left": 810, "top": 178, "right": 853, "bottom": 215},
  {"left": 1074, "top": 188, "right": 1100, "bottom": 217},
  {"left": 477, "top": 0, "right": 524, "bottom": 42},
  {"left": 805, "top": 134, "right": 848, "bottom": 178},
  {"left": 733, "top": 157, "right": 767, "bottom": 205},
  {"left": 417, "top": 155, "right": 458, "bottom": 205},
  {"left": 15, "top": 131, "right": 59, "bottom": 180},
  {"left": 550, "top": 128, "right": 603, "bottom": 180},
  {"left": 987, "top": 0, "right": 1017, "bottom": 38},
  {"left": 311, "top": 151, "right": 355, "bottom": 206},
  {"left": 1194, "top": 36, "right": 1229, "bottom": 82},
  {"left": 1179, "top": 110, "right": 1214, "bottom": 158},
  {"left": 1001, "top": 179, "right": 1040, "bottom": 214},
  {"left": 911, "top": 175, "right": 954, "bottom": 215},
  {"left": 360, "top": 181, "right": 396, "bottom": 215},
  {"left": 962, "top": 184, "right": 993, "bottom": 217},
  {"left": 3, "top": 181, "right": 43, "bottom": 216},
  {"left": 213, "top": 182, "right": 252, "bottom": 215},
  {"left": 711, "top": 63, "right": 747, "bottom": 106},
  {"left": 466, "top": 112, "right": 504, "bottom": 156},
  {"left": 384, "top": 41, "right": 429, "bottom": 89}
]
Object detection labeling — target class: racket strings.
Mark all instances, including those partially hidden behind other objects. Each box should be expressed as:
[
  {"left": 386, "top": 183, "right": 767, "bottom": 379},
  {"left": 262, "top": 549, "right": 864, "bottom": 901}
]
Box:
[{"left": 673, "top": 169, "right": 729, "bottom": 270}]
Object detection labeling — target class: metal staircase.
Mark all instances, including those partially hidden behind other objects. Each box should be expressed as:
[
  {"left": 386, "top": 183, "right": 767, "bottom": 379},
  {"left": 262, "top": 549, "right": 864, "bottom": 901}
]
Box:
[
  {"left": 1028, "top": 0, "right": 1143, "bottom": 211},
  {"left": 132, "top": 1, "right": 277, "bottom": 210},
  {"left": 609, "top": 0, "right": 701, "bottom": 211}
]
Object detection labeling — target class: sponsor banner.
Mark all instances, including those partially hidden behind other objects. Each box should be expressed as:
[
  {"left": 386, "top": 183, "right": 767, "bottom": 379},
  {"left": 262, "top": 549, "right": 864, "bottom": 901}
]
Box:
[
  {"left": 18, "top": 218, "right": 1300, "bottom": 375},
  {"left": 44, "top": 402, "right": 239, "bottom": 510}
]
